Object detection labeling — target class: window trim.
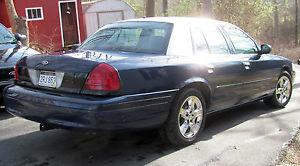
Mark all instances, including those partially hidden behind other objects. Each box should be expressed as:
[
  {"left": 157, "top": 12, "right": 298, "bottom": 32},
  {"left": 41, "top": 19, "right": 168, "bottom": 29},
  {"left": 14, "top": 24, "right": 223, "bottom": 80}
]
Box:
[
  {"left": 25, "top": 7, "right": 44, "bottom": 21},
  {"left": 190, "top": 24, "right": 210, "bottom": 55},
  {"left": 218, "top": 25, "right": 236, "bottom": 54}
]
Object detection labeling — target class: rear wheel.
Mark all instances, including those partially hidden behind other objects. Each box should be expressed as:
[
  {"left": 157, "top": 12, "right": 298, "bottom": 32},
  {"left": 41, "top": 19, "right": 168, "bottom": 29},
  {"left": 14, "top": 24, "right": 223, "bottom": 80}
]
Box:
[
  {"left": 264, "top": 71, "right": 292, "bottom": 108},
  {"left": 161, "top": 88, "right": 206, "bottom": 146}
]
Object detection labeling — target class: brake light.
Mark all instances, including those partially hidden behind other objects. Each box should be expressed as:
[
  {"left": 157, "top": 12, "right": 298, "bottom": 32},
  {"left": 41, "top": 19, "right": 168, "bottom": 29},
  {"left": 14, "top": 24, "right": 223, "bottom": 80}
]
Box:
[
  {"left": 83, "top": 63, "right": 121, "bottom": 91},
  {"left": 14, "top": 64, "right": 19, "bottom": 81}
]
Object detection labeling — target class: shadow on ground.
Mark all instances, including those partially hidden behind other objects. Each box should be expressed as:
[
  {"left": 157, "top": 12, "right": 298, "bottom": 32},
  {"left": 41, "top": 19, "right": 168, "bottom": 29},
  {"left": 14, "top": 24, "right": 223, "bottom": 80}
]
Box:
[
  {"left": 294, "top": 83, "right": 300, "bottom": 89},
  {"left": 0, "top": 108, "right": 13, "bottom": 121},
  {"left": 0, "top": 100, "right": 294, "bottom": 166}
]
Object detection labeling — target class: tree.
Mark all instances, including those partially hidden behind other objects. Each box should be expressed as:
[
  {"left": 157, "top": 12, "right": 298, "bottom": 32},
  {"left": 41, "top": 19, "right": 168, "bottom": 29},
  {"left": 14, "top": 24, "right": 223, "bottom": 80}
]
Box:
[
  {"left": 123, "top": 0, "right": 144, "bottom": 17},
  {"left": 201, "top": 0, "right": 213, "bottom": 17},
  {"left": 273, "top": 0, "right": 280, "bottom": 41},
  {"left": 214, "top": 0, "right": 274, "bottom": 40},
  {"left": 162, "top": 0, "right": 168, "bottom": 16},
  {"left": 5, "top": 0, "right": 29, "bottom": 46},
  {"left": 296, "top": 0, "right": 299, "bottom": 45},
  {"left": 145, "top": 0, "right": 155, "bottom": 17}
]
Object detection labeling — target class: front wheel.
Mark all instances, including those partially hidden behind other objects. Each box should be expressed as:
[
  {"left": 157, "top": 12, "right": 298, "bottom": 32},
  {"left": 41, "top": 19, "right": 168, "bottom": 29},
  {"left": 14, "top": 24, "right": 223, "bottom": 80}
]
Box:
[
  {"left": 264, "top": 71, "right": 292, "bottom": 108},
  {"left": 161, "top": 88, "right": 206, "bottom": 147}
]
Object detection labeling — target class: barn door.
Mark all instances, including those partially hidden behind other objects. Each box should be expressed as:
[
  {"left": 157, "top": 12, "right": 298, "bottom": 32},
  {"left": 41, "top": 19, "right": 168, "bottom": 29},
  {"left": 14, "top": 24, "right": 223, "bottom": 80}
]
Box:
[{"left": 59, "top": 1, "right": 79, "bottom": 47}]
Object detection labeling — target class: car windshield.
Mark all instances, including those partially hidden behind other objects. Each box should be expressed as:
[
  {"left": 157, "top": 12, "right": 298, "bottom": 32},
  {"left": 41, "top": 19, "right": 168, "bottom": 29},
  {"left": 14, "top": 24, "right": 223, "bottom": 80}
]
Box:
[
  {"left": 0, "top": 24, "right": 15, "bottom": 44},
  {"left": 79, "top": 21, "right": 173, "bottom": 55}
]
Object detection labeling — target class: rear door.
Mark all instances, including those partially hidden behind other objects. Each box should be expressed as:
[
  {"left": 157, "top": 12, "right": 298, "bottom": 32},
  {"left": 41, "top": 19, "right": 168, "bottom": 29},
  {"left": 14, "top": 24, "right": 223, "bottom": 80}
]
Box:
[
  {"left": 222, "top": 25, "right": 277, "bottom": 102},
  {"left": 191, "top": 23, "right": 246, "bottom": 111}
]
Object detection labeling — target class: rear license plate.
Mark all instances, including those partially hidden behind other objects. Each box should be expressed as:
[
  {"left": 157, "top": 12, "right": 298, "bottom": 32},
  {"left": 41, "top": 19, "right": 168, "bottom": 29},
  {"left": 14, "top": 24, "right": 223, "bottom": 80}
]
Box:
[{"left": 38, "top": 71, "right": 57, "bottom": 88}]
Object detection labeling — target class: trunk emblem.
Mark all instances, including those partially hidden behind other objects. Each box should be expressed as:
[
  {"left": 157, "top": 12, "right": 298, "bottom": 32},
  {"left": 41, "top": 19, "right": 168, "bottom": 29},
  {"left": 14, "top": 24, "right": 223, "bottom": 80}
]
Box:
[
  {"left": 9, "top": 71, "right": 15, "bottom": 76},
  {"left": 42, "top": 61, "right": 49, "bottom": 66}
]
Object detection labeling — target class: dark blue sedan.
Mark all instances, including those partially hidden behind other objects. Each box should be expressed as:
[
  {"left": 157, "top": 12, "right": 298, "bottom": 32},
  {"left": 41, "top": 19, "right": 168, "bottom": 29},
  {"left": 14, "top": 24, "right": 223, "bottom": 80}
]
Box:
[{"left": 4, "top": 17, "right": 295, "bottom": 146}]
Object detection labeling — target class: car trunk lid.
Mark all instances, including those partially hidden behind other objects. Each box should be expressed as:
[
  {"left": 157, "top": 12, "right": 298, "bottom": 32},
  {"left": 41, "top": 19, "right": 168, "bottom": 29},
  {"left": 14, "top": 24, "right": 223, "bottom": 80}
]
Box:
[{"left": 16, "top": 52, "right": 101, "bottom": 94}]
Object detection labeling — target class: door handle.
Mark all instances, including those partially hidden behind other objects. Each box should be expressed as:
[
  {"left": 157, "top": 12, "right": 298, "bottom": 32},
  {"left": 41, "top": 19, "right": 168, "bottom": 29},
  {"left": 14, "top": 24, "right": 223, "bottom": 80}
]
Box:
[{"left": 243, "top": 62, "right": 250, "bottom": 70}]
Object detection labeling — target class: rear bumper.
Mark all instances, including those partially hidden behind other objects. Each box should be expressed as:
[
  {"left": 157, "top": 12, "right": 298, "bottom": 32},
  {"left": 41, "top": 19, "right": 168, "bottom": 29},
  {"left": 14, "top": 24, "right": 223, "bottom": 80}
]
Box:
[{"left": 4, "top": 85, "right": 177, "bottom": 131}]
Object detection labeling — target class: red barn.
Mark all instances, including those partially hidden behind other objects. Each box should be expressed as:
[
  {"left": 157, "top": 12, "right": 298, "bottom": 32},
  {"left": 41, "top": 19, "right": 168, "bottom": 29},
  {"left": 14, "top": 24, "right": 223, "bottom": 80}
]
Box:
[{"left": 0, "top": 0, "right": 86, "bottom": 51}]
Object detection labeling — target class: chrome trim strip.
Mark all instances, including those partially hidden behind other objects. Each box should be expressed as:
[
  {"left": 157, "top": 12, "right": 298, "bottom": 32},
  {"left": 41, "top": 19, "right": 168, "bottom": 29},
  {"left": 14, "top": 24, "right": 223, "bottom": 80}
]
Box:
[
  {"left": 118, "top": 96, "right": 172, "bottom": 105},
  {"left": 243, "top": 78, "right": 273, "bottom": 85},
  {"left": 118, "top": 102, "right": 170, "bottom": 111},
  {"left": 216, "top": 82, "right": 244, "bottom": 88},
  {"left": 124, "top": 89, "right": 180, "bottom": 98},
  {"left": 216, "top": 78, "right": 273, "bottom": 88}
]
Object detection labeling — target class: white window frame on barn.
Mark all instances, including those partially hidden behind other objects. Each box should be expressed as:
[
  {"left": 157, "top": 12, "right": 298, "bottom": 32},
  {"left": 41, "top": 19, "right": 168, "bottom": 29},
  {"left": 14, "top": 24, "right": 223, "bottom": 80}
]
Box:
[{"left": 25, "top": 7, "right": 44, "bottom": 21}]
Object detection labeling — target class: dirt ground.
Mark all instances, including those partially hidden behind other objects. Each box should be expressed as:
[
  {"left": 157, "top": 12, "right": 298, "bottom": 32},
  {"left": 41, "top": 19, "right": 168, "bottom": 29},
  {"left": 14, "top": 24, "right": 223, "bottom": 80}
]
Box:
[{"left": 276, "top": 128, "right": 300, "bottom": 165}]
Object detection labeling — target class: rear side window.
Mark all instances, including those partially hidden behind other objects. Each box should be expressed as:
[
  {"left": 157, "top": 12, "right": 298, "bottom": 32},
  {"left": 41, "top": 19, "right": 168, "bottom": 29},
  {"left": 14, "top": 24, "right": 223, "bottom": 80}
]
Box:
[
  {"left": 191, "top": 26, "right": 209, "bottom": 55},
  {"left": 224, "top": 26, "right": 258, "bottom": 54},
  {"left": 201, "top": 25, "right": 230, "bottom": 54}
]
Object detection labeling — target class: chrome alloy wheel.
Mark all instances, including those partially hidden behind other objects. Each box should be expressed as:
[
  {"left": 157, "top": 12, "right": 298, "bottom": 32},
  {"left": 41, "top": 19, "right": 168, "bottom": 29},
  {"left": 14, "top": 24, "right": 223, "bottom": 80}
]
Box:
[
  {"left": 178, "top": 96, "right": 203, "bottom": 139},
  {"left": 276, "top": 76, "right": 291, "bottom": 104}
]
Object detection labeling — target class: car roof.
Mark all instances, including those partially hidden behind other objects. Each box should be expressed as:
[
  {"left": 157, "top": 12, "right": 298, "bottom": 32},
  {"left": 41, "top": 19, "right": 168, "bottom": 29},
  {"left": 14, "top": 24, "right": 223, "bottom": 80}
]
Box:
[{"left": 117, "top": 17, "right": 232, "bottom": 26}]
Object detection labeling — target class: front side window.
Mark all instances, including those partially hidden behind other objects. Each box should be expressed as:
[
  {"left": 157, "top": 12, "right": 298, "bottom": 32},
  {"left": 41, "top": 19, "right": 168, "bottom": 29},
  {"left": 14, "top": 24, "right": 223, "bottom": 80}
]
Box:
[
  {"left": 26, "top": 7, "right": 44, "bottom": 21},
  {"left": 79, "top": 22, "right": 173, "bottom": 55},
  {"left": 224, "top": 26, "right": 258, "bottom": 54},
  {"left": 201, "top": 24, "right": 230, "bottom": 54},
  {"left": 0, "top": 24, "right": 15, "bottom": 44}
]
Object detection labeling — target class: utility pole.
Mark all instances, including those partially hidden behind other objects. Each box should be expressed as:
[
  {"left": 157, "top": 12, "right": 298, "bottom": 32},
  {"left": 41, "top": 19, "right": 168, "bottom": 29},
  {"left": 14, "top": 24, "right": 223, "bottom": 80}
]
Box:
[{"left": 296, "top": 0, "right": 299, "bottom": 46}]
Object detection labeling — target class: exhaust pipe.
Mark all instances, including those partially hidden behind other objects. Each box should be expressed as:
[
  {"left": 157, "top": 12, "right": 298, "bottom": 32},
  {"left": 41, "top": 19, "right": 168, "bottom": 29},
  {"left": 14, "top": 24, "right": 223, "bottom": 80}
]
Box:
[{"left": 40, "top": 123, "right": 55, "bottom": 131}]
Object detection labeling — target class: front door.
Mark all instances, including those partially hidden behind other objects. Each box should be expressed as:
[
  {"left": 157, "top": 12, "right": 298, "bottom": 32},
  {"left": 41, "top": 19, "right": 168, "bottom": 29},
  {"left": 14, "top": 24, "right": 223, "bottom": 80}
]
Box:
[
  {"left": 222, "top": 25, "right": 276, "bottom": 102},
  {"left": 190, "top": 23, "right": 246, "bottom": 112},
  {"left": 60, "top": 1, "right": 79, "bottom": 47}
]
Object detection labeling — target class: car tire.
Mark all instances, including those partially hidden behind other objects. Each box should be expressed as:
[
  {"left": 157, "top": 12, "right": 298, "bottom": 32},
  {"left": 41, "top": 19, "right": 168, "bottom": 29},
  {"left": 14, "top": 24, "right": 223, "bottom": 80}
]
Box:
[
  {"left": 161, "top": 88, "right": 206, "bottom": 147},
  {"left": 264, "top": 71, "right": 293, "bottom": 108}
]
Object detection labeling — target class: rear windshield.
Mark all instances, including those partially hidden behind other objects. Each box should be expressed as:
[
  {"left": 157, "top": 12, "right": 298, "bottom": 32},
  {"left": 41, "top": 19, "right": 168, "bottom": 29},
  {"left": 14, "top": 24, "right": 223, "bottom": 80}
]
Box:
[{"left": 79, "top": 21, "right": 173, "bottom": 55}]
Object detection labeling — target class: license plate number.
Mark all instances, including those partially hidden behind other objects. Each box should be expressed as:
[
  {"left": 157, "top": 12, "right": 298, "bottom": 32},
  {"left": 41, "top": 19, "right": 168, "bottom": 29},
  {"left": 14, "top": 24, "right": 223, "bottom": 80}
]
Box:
[{"left": 38, "top": 71, "right": 56, "bottom": 88}]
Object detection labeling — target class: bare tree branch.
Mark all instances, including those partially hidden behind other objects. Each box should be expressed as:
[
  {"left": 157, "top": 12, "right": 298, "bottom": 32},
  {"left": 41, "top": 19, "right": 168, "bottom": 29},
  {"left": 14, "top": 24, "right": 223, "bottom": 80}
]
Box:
[{"left": 5, "top": 0, "right": 29, "bottom": 46}]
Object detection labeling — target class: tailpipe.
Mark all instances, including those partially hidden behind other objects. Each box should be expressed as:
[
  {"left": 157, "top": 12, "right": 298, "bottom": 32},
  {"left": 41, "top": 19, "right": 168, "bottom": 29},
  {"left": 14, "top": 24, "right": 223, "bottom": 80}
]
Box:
[{"left": 40, "top": 123, "right": 55, "bottom": 131}]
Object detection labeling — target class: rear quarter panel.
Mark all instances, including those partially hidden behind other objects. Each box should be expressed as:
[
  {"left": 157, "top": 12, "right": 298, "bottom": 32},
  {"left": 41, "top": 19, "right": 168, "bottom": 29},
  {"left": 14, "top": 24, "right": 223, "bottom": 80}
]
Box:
[{"left": 110, "top": 55, "right": 211, "bottom": 95}]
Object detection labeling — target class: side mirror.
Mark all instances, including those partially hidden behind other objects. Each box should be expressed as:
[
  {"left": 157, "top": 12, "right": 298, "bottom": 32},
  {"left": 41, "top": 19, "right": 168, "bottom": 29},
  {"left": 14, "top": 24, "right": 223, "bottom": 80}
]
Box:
[
  {"left": 14, "top": 33, "right": 27, "bottom": 42},
  {"left": 259, "top": 44, "right": 272, "bottom": 55},
  {"left": 298, "top": 59, "right": 300, "bottom": 65}
]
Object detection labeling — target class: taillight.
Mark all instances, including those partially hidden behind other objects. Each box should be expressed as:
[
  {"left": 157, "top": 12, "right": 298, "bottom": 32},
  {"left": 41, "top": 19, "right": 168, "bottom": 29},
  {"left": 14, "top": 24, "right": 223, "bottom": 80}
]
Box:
[
  {"left": 83, "top": 63, "right": 121, "bottom": 91},
  {"left": 14, "top": 64, "right": 19, "bottom": 81}
]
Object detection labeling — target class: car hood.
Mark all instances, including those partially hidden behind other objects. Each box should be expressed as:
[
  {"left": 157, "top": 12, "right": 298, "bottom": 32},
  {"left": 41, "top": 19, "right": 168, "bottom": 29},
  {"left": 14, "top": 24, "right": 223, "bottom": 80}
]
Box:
[{"left": 0, "top": 43, "right": 40, "bottom": 69}]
